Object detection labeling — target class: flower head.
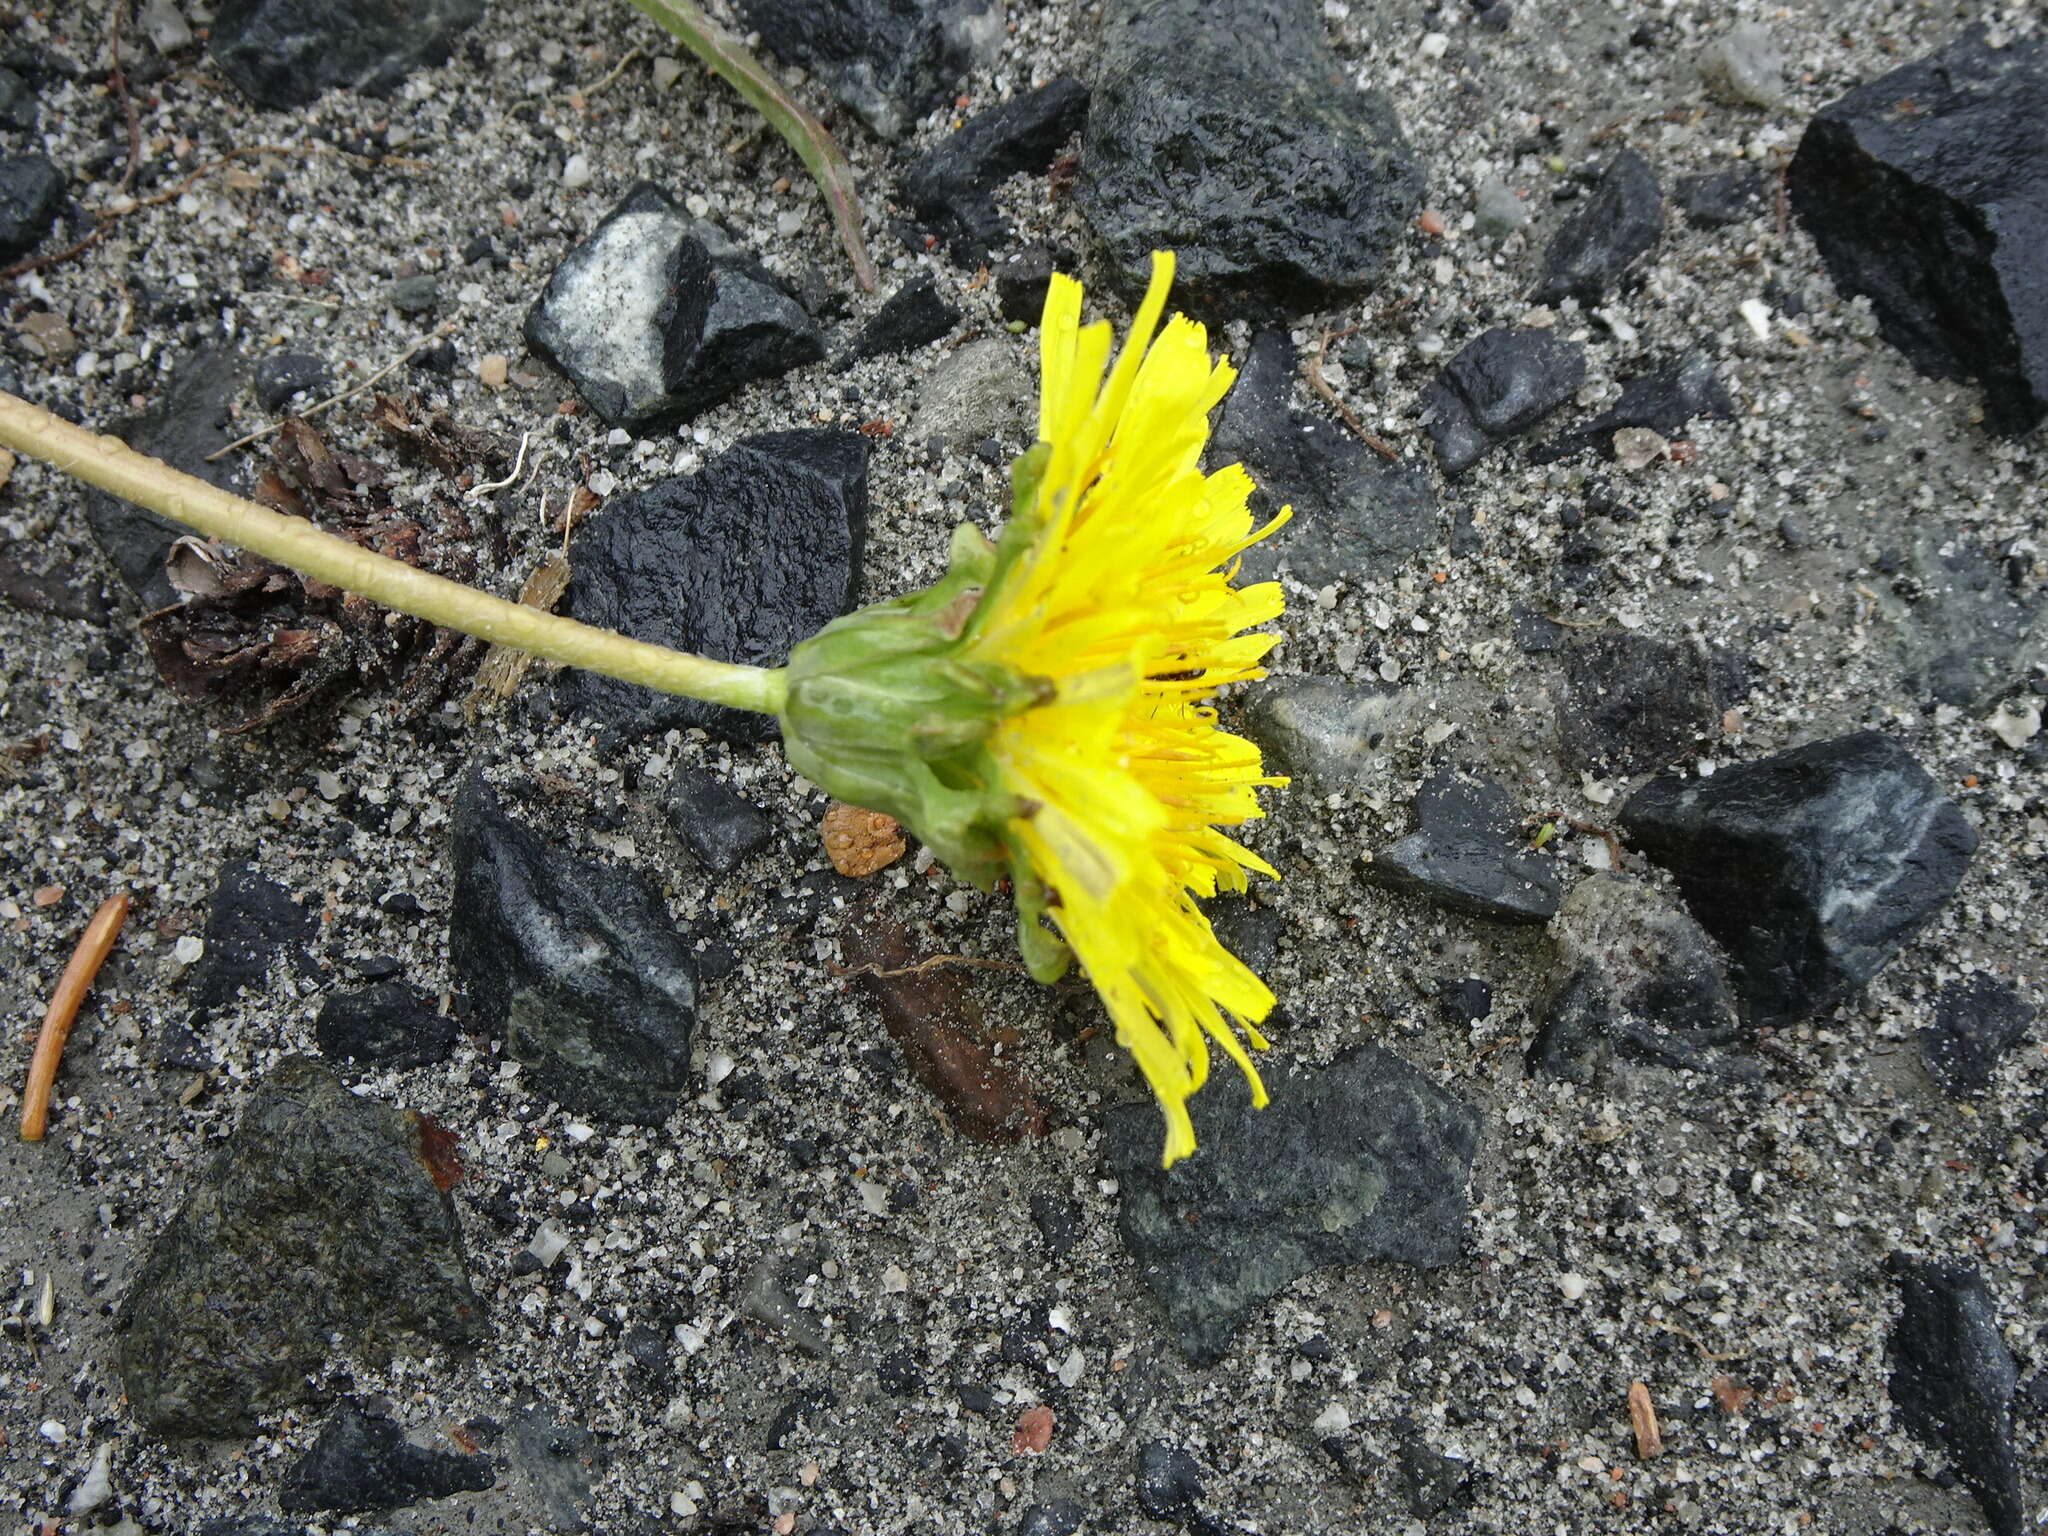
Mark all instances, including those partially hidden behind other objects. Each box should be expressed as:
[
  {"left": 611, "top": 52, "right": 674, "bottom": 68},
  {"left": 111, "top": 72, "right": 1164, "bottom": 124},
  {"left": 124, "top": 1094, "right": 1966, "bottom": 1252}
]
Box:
[{"left": 782, "top": 251, "right": 1288, "bottom": 1165}]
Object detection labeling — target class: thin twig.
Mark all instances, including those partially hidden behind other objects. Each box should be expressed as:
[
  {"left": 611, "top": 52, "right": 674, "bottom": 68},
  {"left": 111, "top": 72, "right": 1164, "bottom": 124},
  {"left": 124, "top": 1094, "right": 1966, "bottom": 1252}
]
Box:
[
  {"left": 466, "top": 430, "right": 533, "bottom": 500},
  {"left": 108, "top": 0, "right": 144, "bottom": 199},
  {"left": 829, "top": 953, "right": 1032, "bottom": 980},
  {"left": 20, "top": 893, "right": 129, "bottom": 1142},
  {"left": 1648, "top": 1318, "right": 1746, "bottom": 1363},
  {"left": 572, "top": 45, "right": 645, "bottom": 103},
  {"left": 1306, "top": 327, "right": 1401, "bottom": 462},
  {"left": 207, "top": 331, "right": 445, "bottom": 460}
]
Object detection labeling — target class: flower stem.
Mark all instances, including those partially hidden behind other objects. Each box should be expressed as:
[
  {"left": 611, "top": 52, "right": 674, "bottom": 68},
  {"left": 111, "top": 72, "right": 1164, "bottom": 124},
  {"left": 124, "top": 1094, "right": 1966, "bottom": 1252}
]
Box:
[{"left": 0, "top": 389, "right": 788, "bottom": 716}]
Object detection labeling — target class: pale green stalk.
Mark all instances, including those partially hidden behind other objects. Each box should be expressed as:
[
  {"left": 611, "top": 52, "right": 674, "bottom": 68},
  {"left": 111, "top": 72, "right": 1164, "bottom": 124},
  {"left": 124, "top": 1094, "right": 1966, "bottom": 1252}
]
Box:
[{"left": 0, "top": 389, "right": 787, "bottom": 715}]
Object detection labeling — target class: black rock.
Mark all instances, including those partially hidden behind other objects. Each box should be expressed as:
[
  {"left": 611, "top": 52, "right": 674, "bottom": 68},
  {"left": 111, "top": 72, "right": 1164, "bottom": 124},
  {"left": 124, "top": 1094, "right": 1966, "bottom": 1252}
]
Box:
[
  {"left": 1438, "top": 976, "right": 1493, "bottom": 1025},
  {"left": 185, "top": 859, "right": 317, "bottom": 1015},
  {"left": 840, "top": 274, "right": 959, "bottom": 364},
  {"left": 1788, "top": 28, "right": 2048, "bottom": 435},
  {"left": 1078, "top": 0, "right": 1423, "bottom": 319},
  {"left": 1920, "top": 974, "right": 2035, "bottom": 1097},
  {"left": 281, "top": 1404, "right": 494, "bottom": 1514},
  {"left": 83, "top": 349, "right": 248, "bottom": 610},
  {"left": 994, "top": 246, "right": 1066, "bottom": 325},
  {"left": 1886, "top": 1254, "right": 2025, "bottom": 1536},
  {"left": 0, "top": 67, "right": 37, "bottom": 133},
  {"left": 899, "top": 77, "right": 1090, "bottom": 262},
  {"left": 0, "top": 152, "right": 61, "bottom": 260},
  {"left": 1211, "top": 330, "right": 1441, "bottom": 582},
  {"left": 1105, "top": 1043, "right": 1478, "bottom": 1364},
  {"left": 1396, "top": 1420, "right": 1473, "bottom": 1517},
  {"left": 1619, "top": 732, "right": 1977, "bottom": 1028},
  {"left": 1528, "top": 874, "right": 1758, "bottom": 1085},
  {"left": 555, "top": 431, "right": 867, "bottom": 745},
  {"left": 449, "top": 774, "right": 699, "bottom": 1123},
  {"left": 1674, "top": 169, "right": 1764, "bottom": 228},
  {"left": 663, "top": 767, "right": 774, "bottom": 874},
  {"left": 1530, "top": 353, "right": 1735, "bottom": 464},
  {"left": 738, "top": 0, "right": 1003, "bottom": 140},
  {"left": 315, "top": 981, "right": 458, "bottom": 1072},
  {"left": 1531, "top": 149, "right": 1664, "bottom": 307},
  {"left": 1420, "top": 327, "right": 1587, "bottom": 476},
  {"left": 252, "top": 351, "right": 332, "bottom": 413},
  {"left": 1028, "top": 1191, "right": 1085, "bottom": 1258},
  {"left": 1135, "top": 1443, "right": 1207, "bottom": 1523},
  {"left": 1362, "top": 767, "right": 1561, "bottom": 924},
  {"left": 116, "top": 1057, "right": 486, "bottom": 1435},
  {"left": 523, "top": 184, "right": 824, "bottom": 431},
  {"left": 1557, "top": 630, "right": 1719, "bottom": 775},
  {"left": 209, "top": 0, "right": 483, "bottom": 109},
  {"left": 1018, "top": 1500, "right": 1088, "bottom": 1536}
]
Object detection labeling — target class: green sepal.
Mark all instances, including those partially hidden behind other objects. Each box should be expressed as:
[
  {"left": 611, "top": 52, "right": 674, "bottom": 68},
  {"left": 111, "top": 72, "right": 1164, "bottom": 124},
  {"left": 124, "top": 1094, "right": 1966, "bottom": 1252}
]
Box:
[{"left": 1009, "top": 850, "right": 1071, "bottom": 984}]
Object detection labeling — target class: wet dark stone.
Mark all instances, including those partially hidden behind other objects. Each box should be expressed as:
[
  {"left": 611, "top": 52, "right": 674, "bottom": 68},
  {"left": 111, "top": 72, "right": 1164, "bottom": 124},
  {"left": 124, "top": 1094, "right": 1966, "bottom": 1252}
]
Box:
[
  {"left": 1029, "top": 1191, "right": 1085, "bottom": 1258},
  {"left": 899, "top": 76, "right": 1090, "bottom": 262},
  {"left": 738, "top": 0, "right": 1003, "bottom": 139},
  {"left": 1018, "top": 1501, "right": 1088, "bottom": 1536},
  {"left": 1420, "top": 327, "right": 1586, "bottom": 475},
  {"left": 1530, "top": 353, "right": 1736, "bottom": 464},
  {"left": 554, "top": 430, "right": 866, "bottom": 746},
  {"left": 840, "top": 274, "right": 959, "bottom": 364},
  {"left": 1396, "top": 1419, "right": 1474, "bottom": 1517},
  {"left": 1557, "top": 629, "right": 1720, "bottom": 775},
  {"left": 1528, "top": 875, "right": 1758, "bottom": 1086},
  {"left": 0, "top": 67, "right": 36, "bottom": 133},
  {"left": 1212, "top": 330, "right": 1442, "bottom": 582},
  {"left": 1438, "top": 976, "right": 1493, "bottom": 1025},
  {"left": 523, "top": 184, "right": 824, "bottom": 431},
  {"left": 1920, "top": 974, "right": 2036, "bottom": 1098},
  {"left": 1673, "top": 168, "right": 1764, "bottom": 228},
  {"left": 1078, "top": 0, "right": 1423, "bottom": 320},
  {"left": 1362, "top": 767, "right": 1561, "bottom": 923},
  {"left": 1886, "top": 1254, "right": 2025, "bottom": 1536},
  {"left": 663, "top": 767, "right": 774, "bottom": 875},
  {"left": 83, "top": 350, "right": 248, "bottom": 610},
  {"left": 281, "top": 1403, "right": 494, "bottom": 1514},
  {"left": 449, "top": 773, "right": 699, "bottom": 1123},
  {"left": 1788, "top": 28, "right": 2048, "bottom": 435},
  {"left": 252, "top": 351, "right": 332, "bottom": 413},
  {"left": 1105, "top": 1043, "right": 1478, "bottom": 1364},
  {"left": 0, "top": 152, "right": 62, "bottom": 261},
  {"left": 1135, "top": 1442, "right": 1207, "bottom": 1524},
  {"left": 315, "top": 981, "right": 458, "bottom": 1072},
  {"left": 994, "top": 245, "right": 1070, "bottom": 325},
  {"left": 116, "top": 1057, "right": 487, "bottom": 1436},
  {"left": 185, "top": 859, "right": 317, "bottom": 1015},
  {"left": 1530, "top": 148, "right": 1664, "bottom": 307},
  {"left": 210, "top": 0, "right": 483, "bottom": 109},
  {"left": 1512, "top": 606, "right": 1566, "bottom": 654},
  {"left": 1619, "top": 732, "right": 1976, "bottom": 1028}
]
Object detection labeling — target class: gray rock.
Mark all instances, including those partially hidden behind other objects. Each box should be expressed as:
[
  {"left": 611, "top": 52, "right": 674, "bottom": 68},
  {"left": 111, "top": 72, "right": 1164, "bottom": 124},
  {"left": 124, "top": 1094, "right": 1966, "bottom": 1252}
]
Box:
[
  {"left": 0, "top": 151, "right": 62, "bottom": 262},
  {"left": 1421, "top": 327, "right": 1587, "bottom": 476},
  {"left": 251, "top": 350, "right": 331, "bottom": 412},
  {"left": 1105, "top": 1044, "right": 1479, "bottom": 1364},
  {"left": 1528, "top": 875, "right": 1758, "bottom": 1085},
  {"left": 1920, "top": 974, "right": 2035, "bottom": 1097},
  {"left": 1077, "top": 0, "right": 1422, "bottom": 319},
  {"left": 664, "top": 768, "right": 775, "bottom": 875},
  {"left": 1619, "top": 732, "right": 1977, "bottom": 1028},
  {"left": 1557, "top": 630, "right": 1719, "bottom": 776},
  {"left": 139, "top": 0, "right": 196, "bottom": 54},
  {"left": 1212, "top": 330, "right": 1442, "bottom": 581},
  {"left": 1531, "top": 148, "right": 1664, "bottom": 308},
  {"left": 0, "top": 67, "right": 38, "bottom": 133},
  {"left": 116, "top": 1057, "right": 487, "bottom": 1436},
  {"left": 1674, "top": 169, "right": 1765, "bottom": 228},
  {"left": 209, "top": 0, "right": 482, "bottom": 109},
  {"left": 899, "top": 77, "right": 1090, "bottom": 263},
  {"left": 1699, "top": 22, "right": 1787, "bottom": 109},
  {"left": 911, "top": 337, "right": 1032, "bottom": 448},
  {"left": 386, "top": 273, "right": 439, "bottom": 316},
  {"left": 449, "top": 773, "right": 699, "bottom": 1123},
  {"left": 1879, "top": 524, "right": 2041, "bottom": 708},
  {"left": 1362, "top": 766, "right": 1562, "bottom": 924},
  {"left": 1240, "top": 676, "right": 1409, "bottom": 793},
  {"left": 738, "top": 0, "right": 1004, "bottom": 140},
  {"left": 315, "top": 981, "right": 458, "bottom": 1073},
  {"left": 1530, "top": 352, "right": 1736, "bottom": 464},
  {"left": 523, "top": 183, "right": 824, "bottom": 432},
  {"left": 1787, "top": 28, "right": 2048, "bottom": 435},
  {"left": 83, "top": 349, "right": 247, "bottom": 610},
  {"left": 281, "top": 1404, "right": 494, "bottom": 1514},
  {"left": 1886, "top": 1254, "right": 2025, "bottom": 1536},
  {"left": 555, "top": 431, "right": 867, "bottom": 746},
  {"left": 1473, "top": 175, "right": 1530, "bottom": 238}
]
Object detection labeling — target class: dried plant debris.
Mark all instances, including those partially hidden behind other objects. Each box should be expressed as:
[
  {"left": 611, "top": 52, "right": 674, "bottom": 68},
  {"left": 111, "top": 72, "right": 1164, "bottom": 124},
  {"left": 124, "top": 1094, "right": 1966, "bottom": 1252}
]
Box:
[{"left": 138, "top": 407, "right": 496, "bottom": 731}]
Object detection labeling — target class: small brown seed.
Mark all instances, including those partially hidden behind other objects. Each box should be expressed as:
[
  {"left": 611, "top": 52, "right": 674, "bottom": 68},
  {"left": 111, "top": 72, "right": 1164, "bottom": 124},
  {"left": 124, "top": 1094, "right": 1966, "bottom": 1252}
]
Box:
[{"left": 821, "top": 803, "right": 906, "bottom": 877}]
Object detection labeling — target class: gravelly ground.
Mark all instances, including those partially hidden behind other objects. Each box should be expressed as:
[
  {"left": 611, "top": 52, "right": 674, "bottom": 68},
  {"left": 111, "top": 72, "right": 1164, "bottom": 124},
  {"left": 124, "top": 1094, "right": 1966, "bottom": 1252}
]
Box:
[{"left": 0, "top": 0, "right": 2043, "bottom": 1532}]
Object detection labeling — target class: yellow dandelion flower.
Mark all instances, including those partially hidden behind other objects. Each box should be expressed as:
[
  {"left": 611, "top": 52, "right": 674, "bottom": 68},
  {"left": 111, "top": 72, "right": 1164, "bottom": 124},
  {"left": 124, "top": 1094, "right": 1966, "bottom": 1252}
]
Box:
[{"left": 779, "top": 250, "right": 1289, "bottom": 1165}]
